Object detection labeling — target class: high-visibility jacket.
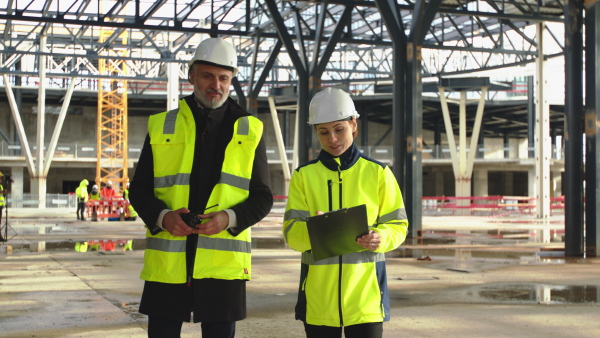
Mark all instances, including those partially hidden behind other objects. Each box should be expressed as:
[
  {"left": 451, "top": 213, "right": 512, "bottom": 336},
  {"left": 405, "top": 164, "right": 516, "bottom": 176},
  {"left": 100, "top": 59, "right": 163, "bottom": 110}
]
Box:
[
  {"left": 141, "top": 98, "right": 263, "bottom": 284},
  {"left": 75, "top": 180, "right": 89, "bottom": 202},
  {"left": 0, "top": 184, "right": 4, "bottom": 207},
  {"left": 89, "top": 191, "right": 100, "bottom": 200},
  {"left": 128, "top": 205, "right": 138, "bottom": 218},
  {"left": 283, "top": 143, "right": 408, "bottom": 327}
]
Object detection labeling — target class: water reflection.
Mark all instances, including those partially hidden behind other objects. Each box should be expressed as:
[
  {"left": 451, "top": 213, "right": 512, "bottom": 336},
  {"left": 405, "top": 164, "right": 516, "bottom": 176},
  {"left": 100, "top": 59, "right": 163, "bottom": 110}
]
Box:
[
  {"left": 478, "top": 284, "right": 599, "bottom": 304},
  {"left": 6, "top": 237, "right": 289, "bottom": 253}
]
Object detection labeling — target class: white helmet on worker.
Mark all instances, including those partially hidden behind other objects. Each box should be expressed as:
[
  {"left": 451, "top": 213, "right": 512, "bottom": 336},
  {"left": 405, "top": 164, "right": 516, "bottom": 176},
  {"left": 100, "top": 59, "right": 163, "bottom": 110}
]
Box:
[
  {"left": 308, "top": 87, "right": 360, "bottom": 125},
  {"left": 188, "top": 37, "right": 238, "bottom": 76},
  {"left": 107, "top": 180, "right": 112, "bottom": 186},
  {"left": 92, "top": 185, "right": 98, "bottom": 189}
]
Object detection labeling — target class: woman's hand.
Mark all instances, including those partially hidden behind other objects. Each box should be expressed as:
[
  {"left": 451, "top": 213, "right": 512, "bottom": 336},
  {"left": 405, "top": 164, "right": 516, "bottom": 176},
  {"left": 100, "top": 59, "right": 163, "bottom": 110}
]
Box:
[{"left": 356, "top": 230, "right": 381, "bottom": 251}]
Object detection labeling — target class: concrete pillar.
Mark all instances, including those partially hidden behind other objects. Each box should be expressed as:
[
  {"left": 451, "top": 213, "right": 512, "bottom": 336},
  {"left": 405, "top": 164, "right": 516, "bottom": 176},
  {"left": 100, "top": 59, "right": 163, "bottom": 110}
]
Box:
[
  {"left": 473, "top": 169, "right": 488, "bottom": 197},
  {"left": 528, "top": 167, "right": 537, "bottom": 199},
  {"left": 10, "top": 167, "right": 24, "bottom": 208},
  {"left": 435, "top": 171, "right": 444, "bottom": 196},
  {"left": 552, "top": 170, "right": 562, "bottom": 197},
  {"left": 505, "top": 172, "right": 514, "bottom": 196}
]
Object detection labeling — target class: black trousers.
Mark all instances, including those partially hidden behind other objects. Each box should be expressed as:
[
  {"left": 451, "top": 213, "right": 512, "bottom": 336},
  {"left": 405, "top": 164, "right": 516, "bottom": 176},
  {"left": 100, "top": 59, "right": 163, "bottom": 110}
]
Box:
[
  {"left": 304, "top": 322, "right": 383, "bottom": 338},
  {"left": 76, "top": 201, "right": 86, "bottom": 219},
  {"left": 148, "top": 315, "right": 236, "bottom": 338}
]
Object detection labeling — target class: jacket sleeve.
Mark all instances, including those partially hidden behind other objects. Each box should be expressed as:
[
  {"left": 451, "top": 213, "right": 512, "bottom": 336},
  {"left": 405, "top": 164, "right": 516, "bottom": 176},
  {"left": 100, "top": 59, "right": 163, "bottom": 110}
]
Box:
[
  {"left": 282, "top": 169, "right": 312, "bottom": 252},
  {"left": 129, "top": 134, "right": 169, "bottom": 235},
  {"left": 372, "top": 166, "right": 409, "bottom": 252},
  {"left": 228, "top": 135, "right": 274, "bottom": 236}
]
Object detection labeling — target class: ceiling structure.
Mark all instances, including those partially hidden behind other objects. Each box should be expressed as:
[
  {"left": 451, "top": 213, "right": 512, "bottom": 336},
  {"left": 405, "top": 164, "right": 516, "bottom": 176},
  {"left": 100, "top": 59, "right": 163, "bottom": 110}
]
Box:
[{"left": 0, "top": 0, "right": 567, "bottom": 140}]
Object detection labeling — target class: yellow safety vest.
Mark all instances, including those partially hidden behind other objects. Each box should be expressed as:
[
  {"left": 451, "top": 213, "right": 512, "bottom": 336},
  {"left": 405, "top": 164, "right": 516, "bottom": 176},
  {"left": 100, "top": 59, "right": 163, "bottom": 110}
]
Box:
[
  {"left": 141, "top": 98, "right": 263, "bottom": 284},
  {"left": 0, "top": 184, "right": 4, "bottom": 207}
]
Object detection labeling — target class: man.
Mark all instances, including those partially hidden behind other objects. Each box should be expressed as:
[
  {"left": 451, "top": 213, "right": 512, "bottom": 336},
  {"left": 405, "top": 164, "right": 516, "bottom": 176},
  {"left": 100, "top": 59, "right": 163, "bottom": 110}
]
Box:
[
  {"left": 100, "top": 180, "right": 115, "bottom": 200},
  {"left": 0, "top": 171, "right": 6, "bottom": 241},
  {"left": 89, "top": 185, "right": 101, "bottom": 221},
  {"left": 75, "top": 179, "right": 89, "bottom": 220},
  {"left": 123, "top": 181, "right": 130, "bottom": 201},
  {"left": 130, "top": 37, "right": 273, "bottom": 338}
]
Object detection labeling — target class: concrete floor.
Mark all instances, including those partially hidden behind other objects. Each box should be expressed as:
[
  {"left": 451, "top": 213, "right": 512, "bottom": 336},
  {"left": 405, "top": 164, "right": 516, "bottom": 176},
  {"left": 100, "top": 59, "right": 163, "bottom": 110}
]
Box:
[{"left": 0, "top": 206, "right": 599, "bottom": 337}]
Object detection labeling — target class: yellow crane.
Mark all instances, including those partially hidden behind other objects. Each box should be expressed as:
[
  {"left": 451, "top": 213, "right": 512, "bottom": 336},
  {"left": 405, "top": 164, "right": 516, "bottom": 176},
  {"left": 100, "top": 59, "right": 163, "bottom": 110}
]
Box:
[{"left": 96, "top": 28, "right": 129, "bottom": 195}]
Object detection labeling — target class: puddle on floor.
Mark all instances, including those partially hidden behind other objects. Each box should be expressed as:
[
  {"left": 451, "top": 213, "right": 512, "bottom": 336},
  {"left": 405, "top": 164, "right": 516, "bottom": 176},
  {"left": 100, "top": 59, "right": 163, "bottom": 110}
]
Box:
[{"left": 475, "top": 283, "right": 599, "bottom": 304}]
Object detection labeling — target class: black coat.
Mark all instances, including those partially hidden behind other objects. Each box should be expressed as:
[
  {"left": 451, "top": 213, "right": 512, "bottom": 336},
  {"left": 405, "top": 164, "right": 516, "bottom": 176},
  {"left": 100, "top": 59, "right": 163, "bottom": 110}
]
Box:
[{"left": 130, "top": 95, "right": 273, "bottom": 322}]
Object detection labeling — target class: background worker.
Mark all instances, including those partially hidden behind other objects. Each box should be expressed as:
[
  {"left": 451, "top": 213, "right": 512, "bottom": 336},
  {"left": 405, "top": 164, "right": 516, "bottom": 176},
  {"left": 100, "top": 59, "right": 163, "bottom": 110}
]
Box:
[
  {"left": 101, "top": 180, "right": 115, "bottom": 200},
  {"left": 283, "top": 88, "right": 409, "bottom": 338},
  {"left": 123, "top": 181, "right": 130, "bottom": 201},
  {"left": 100, "top": 180, "right": 116, "bottom": 215},
  {"left": 130, "top": 37, "right": 273, "bottom": 338},
  {"left": 89, "top": 185, "right": 101, "bottom": 220},
  {"left": 75, "top": 179, "right": 89, "bottom": 221},
  {"left": 89, "top": 185, "right": 100, "bottom": 200},
  {"left": 125, "top": 205, "right": 138, "bottom": 221}
]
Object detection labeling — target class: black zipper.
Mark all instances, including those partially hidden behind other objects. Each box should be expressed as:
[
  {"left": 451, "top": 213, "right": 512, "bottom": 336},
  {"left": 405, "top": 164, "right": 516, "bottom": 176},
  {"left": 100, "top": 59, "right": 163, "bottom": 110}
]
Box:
[
  {"left": 336, "top": 168, "right": 344, "bottom": 327},
  {"left": 327, "top": 179, "right": 333, "bottom": 212}
]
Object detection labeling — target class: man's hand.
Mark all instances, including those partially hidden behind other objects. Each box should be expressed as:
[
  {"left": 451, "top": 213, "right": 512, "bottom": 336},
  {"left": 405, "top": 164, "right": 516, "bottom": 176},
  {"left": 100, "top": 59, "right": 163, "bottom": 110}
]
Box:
[
  {"left": 356, "top": 230, "right": 381, "bottom": 251},
  {"left": 192, "top": 211, "right": 229, "bottom": 236},
  {"left": 162, "top": 208, "right": 195, "bottom": 237}
]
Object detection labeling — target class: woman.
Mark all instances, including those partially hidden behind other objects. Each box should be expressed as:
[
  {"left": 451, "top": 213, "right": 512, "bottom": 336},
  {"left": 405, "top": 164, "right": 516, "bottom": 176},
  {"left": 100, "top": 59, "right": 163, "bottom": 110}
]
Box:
[{"left": 283, "top": 87, "right": 408, "bottom": 338}]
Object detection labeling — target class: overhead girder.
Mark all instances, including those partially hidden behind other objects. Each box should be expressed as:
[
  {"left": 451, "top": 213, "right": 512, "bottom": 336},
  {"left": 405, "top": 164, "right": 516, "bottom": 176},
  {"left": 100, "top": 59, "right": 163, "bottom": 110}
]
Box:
[{"left": 1, "top": 0, "right": 568, "bottom": 140}]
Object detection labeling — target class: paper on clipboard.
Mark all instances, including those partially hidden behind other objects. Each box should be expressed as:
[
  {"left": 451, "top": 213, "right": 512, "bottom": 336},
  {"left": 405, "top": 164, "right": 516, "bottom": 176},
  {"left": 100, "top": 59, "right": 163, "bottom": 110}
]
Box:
[{"left": 306, "top": 204, "right": 369, "bottom": 261}]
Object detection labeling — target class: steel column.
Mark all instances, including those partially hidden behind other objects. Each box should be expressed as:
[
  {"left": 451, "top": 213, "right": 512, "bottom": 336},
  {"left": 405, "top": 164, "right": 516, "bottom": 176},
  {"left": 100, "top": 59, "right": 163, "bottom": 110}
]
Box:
[
  {"left": 535, "top": 22, "right": 551, "bottom": 219},
  {"left": 405, "top": 42, "right": 424, "bottom": 234},
  {"left": 585, "top": 1, "right": 600, "bottom": 257},
  {"left": 34, "top": 35, "right": 48, "bottom": 208},
  {"left": 564, "top": 0, "right": 585, "bottom": 257},
  {"left": 376, "top": 0, "right": 410, "bottom": 233}
]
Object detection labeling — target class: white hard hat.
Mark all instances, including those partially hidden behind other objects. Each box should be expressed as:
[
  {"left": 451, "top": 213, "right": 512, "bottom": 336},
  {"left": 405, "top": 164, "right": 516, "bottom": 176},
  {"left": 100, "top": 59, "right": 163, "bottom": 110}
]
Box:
[
  {"left": 188, "top": 37, "right": 238, "bottom": 76},
  {"left": 93, "top": 185, "right": 98, "bottom": 189},
  {"left": 107, "top": 180, "right": 113, "bottom": 185},
  {"left": 308, "top": 87, "right": 359, "bottom": 125}
]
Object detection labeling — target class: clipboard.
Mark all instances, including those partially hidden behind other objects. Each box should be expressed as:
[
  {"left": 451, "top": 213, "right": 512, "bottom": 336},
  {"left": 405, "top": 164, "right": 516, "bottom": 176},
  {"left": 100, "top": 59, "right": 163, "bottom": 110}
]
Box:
[{"left": 306, "top": 204, "right": 369, "bottom": 261}]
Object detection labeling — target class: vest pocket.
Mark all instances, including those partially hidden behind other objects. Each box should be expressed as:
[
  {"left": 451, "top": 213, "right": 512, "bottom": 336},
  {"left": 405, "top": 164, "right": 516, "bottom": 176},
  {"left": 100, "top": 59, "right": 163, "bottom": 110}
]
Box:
[{"left": 150, "top": 134, "right": 186, "bottom": 175}]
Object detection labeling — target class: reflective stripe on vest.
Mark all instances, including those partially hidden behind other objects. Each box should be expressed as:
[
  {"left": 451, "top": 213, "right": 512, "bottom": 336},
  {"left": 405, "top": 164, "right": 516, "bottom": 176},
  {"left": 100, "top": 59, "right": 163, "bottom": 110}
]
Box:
[{"left": 141, "top": 99, "right": 262, "bottom": 284}]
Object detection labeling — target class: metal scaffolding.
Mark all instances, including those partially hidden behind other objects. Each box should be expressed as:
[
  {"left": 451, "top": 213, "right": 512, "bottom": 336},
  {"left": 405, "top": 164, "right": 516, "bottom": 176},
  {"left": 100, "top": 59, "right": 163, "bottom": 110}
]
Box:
[{"left": 96, "top": 29, "right": 129, "bottom": 194}]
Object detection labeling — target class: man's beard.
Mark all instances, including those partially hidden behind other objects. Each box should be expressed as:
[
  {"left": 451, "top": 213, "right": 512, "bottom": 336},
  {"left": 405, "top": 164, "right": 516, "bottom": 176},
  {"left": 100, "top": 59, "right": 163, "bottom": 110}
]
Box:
[{"left": 195, "top": 88, "right": 228, "bottom": 109}]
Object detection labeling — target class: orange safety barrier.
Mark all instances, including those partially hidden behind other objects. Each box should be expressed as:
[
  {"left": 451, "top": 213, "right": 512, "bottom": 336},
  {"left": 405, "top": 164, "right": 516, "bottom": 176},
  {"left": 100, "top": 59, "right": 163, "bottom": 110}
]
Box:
[{"left": 86, "top": 199, "right": 131, "bottom": 221}]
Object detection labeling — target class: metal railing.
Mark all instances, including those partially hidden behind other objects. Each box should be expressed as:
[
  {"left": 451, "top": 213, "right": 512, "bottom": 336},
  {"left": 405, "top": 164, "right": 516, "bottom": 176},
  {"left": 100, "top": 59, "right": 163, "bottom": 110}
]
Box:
[
  {"left": 1, "top": 142, "right": 564, "bottom": 164},
  {"left": 4, "top": 193, "right": 78, "bottom": 208}
]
